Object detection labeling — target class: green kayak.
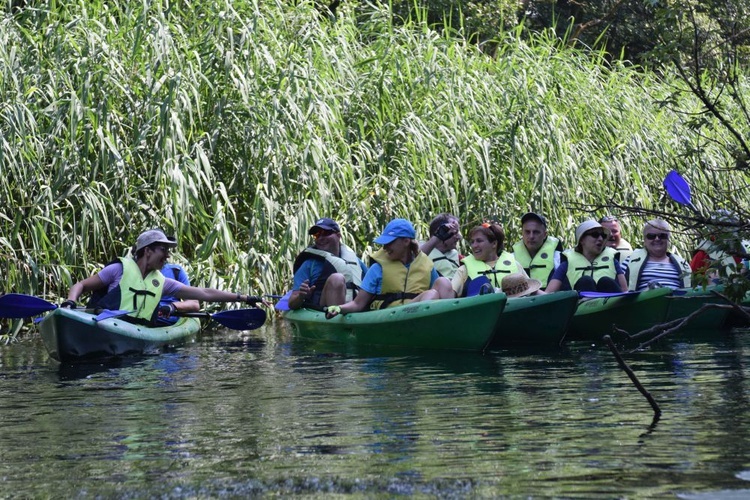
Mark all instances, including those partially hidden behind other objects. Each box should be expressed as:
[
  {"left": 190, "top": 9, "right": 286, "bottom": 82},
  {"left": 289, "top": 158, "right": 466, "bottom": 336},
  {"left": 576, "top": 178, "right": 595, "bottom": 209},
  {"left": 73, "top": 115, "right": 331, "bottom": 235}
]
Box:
[
  {"left": 665, "top": 285, "right": 732, "bottom": 332},
  {"left": 39, "top": 307, "right": 201, "bottom": 362},
  {"left": 283, "top": 293, "right": 507, "bottom": 351},
  {"left": 566, "top": 287, "right": 672, "bottom": 342},
  {"left": 488, "top": 290, "right": 580, "bottom": 348}
]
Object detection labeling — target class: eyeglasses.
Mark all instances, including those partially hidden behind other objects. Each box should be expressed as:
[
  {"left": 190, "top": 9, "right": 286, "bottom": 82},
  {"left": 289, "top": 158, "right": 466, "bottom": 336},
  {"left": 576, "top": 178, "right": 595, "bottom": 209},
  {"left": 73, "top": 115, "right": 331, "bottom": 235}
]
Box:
[
  {"left": 585, "top": 231, "right": 607, "bottom": 239},
  {"left": 646, "top": 233, "right": 669, "bottom": 241},
  {"left": 313, "top": 229, "right": 337, "bottom": 239},
  {"left": 598, "top": 215, "right": 618, "bottom": 223}
]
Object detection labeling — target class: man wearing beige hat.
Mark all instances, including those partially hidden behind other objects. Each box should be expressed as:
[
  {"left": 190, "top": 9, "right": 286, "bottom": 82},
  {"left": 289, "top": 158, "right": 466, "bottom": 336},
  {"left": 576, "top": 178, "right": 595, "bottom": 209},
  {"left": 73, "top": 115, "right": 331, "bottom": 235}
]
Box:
[{"left": 61, "top": 228, "right": 265, "bottom": 325}]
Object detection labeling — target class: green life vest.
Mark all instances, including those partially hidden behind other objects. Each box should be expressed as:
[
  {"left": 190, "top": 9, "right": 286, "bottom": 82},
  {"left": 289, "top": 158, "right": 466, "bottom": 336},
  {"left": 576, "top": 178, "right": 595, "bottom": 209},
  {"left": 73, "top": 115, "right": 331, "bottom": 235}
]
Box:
[
  {"left": 563, "top": 247, "right": 618, "bottom": 287},
  {"left": 107, "top": 257, "right": 165, "bottom": 321},
  {"left": 369, "top": 249, "right": 433, "bottom": 309},
  {"left": 624, "top": 248, "right": 691, "bottom": 291},
  {"left": 461, "top": 251, "right": 517, "bottom": 296},
  {"left": 512, "top": 236, "right": 560, "bottom": 287}
]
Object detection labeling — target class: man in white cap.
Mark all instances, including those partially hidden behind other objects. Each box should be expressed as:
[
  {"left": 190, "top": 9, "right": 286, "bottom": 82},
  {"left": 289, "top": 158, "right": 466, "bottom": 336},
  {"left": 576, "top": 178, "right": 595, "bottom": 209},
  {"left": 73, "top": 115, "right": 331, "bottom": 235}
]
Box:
[
  {"left": 288, "top": 218, "right": 368, "bottom": 310},
  {"left": 511, "top": 212, "right": 563, "bottom": 289},
  {"left": 61, "top": 228, "right": 265, "bottom": 325}
]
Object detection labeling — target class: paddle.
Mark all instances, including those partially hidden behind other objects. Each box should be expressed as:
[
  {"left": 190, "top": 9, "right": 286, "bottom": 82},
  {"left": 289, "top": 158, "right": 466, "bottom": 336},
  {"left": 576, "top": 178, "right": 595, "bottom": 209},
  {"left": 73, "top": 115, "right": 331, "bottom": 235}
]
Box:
[
  {"left": 274, "top": 291, "right": 292, "bottom": 311},
  {"left": 94, "top": 309, "right": 133, "bottom": 321},
  {"left": 177, "top": 308, "right": 267, "bottom": 330},
  {"left": 579, "top": 290, "right": 640, "bottom": 298},
  {"left": 663, "top": 170, "right": 699, "bottom": 213},
  {"left": 0, "top": 293, "right": 57, "bottom": 318}
]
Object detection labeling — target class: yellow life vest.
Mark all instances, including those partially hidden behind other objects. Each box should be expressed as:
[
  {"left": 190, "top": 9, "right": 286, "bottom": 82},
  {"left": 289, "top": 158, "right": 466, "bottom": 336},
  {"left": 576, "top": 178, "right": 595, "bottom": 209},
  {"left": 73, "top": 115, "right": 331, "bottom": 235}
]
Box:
[
  {"left": 107, "top": 257, "right": 165, "bottom": 321},
  {"left": 512, "top": 236, "right": 560, "bottom": 287},
  {"left": 461, "top": 252, "right": 517, "bottom": 296},
  {"left": 369, "top": 249, "right": 433, "bottom": 309},
  {"left": 564, "top": 247, "right": 618, "bottom": 287}
]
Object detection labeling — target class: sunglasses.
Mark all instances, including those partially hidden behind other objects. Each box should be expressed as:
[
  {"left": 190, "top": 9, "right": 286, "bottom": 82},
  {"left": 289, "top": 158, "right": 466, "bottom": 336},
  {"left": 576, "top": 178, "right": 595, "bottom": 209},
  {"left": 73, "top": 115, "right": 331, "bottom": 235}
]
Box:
[
  {"left": 585, "top": 231, "right": 607, "bottom": 239},
  {"left": 313, "top": 229, "right": 337, "bottom": 239},
  {"left": 152, "top": 245, "right": 171, "bottom": 254},
  {"left": 646, "top": 233, "right": 669, "bottom": 241}
]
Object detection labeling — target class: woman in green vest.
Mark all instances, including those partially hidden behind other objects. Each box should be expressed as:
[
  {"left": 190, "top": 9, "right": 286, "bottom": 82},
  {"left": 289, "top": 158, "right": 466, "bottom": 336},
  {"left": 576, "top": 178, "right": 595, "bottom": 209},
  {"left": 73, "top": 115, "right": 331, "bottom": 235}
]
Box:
[
  {"left": 451, "top": 222, "right": 528, "bottom": 297},
  {"left": 545, "top": 219, "right": 628, "bottom": 293}
]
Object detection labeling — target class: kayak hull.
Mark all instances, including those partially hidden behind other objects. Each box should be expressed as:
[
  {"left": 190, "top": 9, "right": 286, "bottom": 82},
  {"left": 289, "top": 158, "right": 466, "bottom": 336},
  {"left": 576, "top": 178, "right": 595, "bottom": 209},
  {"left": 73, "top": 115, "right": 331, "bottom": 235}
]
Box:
[
  {"left": 566, "top": 287, "right": 672, "bottom": 342},
  {"left": 489, "top": 290, "right": 580, "bottom": 348},
  {"left": 665, "top": 286, "right": 732, "bottom": 331},
  {"left": 283, "top": 293, "right": 507, "bottom": 351},
  {"left": 38, "top": 308, "right": 201, "bottom": 362}
]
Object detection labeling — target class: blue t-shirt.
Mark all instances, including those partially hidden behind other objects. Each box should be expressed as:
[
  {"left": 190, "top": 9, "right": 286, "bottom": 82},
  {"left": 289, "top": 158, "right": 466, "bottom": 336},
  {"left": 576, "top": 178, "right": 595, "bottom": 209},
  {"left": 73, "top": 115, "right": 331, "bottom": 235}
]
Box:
[
  {"left": 549, "top": 260, "right": 624, "bottom": 291},
  {"left": 160, "top": 264, "right": 191, "bottom": 307},
  {"left": 361, "top": 262, "right": 439, "bottom": 295},
  {"left": 292, "top": 258, "right": 368, "bottom": 290}
]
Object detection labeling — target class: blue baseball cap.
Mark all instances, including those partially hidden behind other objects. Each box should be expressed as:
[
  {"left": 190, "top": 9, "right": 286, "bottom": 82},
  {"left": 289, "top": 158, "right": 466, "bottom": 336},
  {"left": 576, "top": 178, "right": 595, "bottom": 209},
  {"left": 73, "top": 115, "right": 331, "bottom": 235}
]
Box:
[
  {"left": 374, "top": 218, "right": 416, "bottom": 245},
  {"left": 308, "top": 217, "right": 341, "bottom": 235}
]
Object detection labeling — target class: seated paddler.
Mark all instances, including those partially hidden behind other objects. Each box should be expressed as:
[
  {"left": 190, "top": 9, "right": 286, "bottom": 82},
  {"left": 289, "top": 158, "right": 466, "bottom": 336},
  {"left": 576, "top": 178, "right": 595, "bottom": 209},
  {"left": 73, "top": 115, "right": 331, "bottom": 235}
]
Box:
[
  {"left": 419, "top": 212, "right": 463, "bottom": 280},
  {"left": 451, "top": 221, "right": 531, "bottom": 297},
  {"left": 288, "top": 217, "right": 368, "bottom": 310},
  {"left": 61, "top": 229, "right": 266, "bottom": 324},
  {"left": 545, "top": 219, "right": 628, "bottom": 293},
  {"left": 324, "top": 218, "right": 454, "bottom": 319},
  {"left": 511, "top": 212, "right": 562, "bottom": 290}
]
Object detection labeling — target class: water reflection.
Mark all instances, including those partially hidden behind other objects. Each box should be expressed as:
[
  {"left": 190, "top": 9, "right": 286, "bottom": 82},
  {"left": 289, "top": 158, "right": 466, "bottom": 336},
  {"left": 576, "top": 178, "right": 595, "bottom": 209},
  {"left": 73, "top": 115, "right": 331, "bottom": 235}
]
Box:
[{"left": 2, "top": 325, "right": 750, "bottom": 496}]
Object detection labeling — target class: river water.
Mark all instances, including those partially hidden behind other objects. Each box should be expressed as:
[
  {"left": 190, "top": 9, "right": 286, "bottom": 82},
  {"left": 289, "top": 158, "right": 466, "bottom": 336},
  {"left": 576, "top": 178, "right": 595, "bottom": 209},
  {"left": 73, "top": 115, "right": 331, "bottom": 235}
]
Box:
[{"left": 2, "top": 320, "right": 750, "bottom": 498}]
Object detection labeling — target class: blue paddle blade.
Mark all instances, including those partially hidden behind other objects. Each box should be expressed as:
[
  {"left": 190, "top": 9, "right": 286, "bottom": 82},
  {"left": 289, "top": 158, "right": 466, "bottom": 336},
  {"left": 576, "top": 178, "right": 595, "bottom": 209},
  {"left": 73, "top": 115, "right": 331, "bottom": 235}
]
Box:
[
  {"left": 578, "top": 290, "right": 640, "bottom": 298},
  {"left": 663, "top": 170, "right": 693, "bottom": 206},
  {"left": 0, "top": 293, "right": 57, "bottom": 318},
  {"left": 274, "top": 291, "right": 292, "bottom": 312},
  {"left": 210, "top": 308, "right": 267, "bottom": 330}
]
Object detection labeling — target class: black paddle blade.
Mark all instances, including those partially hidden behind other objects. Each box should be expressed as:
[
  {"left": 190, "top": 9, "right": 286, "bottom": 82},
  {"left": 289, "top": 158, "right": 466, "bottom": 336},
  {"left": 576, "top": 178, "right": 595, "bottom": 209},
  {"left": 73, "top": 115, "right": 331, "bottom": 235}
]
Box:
[
  {"left": 210, "top": 308, "right": 267, "bottom": 330},
  {"left": 0, "top": 293, "right": 57, "bottom": 318}
]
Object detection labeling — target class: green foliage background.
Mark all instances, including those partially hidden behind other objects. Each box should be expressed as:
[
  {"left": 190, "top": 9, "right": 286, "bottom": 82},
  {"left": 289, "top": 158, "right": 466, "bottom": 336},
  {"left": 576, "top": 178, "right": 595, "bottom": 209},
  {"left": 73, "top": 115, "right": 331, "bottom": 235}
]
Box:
[{"left": 0, "top": 0, "right": 746, "bottom": 301}]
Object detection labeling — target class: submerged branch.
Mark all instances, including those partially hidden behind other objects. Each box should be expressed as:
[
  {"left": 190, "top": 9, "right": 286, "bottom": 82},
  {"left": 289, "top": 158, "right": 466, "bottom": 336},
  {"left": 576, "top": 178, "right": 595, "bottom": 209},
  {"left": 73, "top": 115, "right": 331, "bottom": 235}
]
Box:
[{"left": 604, "top": 335, "right": 661, "bottom": 418}]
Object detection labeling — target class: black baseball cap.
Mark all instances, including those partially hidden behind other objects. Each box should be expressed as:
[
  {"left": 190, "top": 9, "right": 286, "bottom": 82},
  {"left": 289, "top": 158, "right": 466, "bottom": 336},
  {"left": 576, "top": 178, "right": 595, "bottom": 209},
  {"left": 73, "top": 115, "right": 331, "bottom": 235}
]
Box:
[{"left": 520, "top": 212, "right": 547, "bottom": 228}]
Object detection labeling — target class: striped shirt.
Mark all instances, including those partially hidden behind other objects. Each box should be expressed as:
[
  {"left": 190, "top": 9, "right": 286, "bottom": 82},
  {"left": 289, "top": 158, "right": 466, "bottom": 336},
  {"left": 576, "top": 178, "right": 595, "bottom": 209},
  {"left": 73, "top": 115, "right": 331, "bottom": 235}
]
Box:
[{"left": 622, "top": 260, "right": 682, "bottom": 291}]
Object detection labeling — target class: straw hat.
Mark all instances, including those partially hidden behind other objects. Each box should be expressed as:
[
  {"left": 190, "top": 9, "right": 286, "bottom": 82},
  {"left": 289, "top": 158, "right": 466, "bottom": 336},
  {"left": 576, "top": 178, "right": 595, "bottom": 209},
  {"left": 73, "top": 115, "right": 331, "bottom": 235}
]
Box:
[{"left": 501, "top": 273, "right": 542, "bottom": 298}]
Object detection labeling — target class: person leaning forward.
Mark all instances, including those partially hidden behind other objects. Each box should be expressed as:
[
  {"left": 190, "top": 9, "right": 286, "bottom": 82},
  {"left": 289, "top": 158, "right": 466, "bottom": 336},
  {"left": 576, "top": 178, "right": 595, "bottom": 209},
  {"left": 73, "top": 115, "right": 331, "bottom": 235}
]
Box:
[
  {"left": 288, "top": 218, "right": 368, "bottom": 310},
  {"left": 60, "top": 229, "right": 266, "bottom": 325},
  {"left": 325, "top": 218, "right": 454, "bottom": 319},
  {"left": 511, "top": 212, "right": 562, "bottom": 289}
]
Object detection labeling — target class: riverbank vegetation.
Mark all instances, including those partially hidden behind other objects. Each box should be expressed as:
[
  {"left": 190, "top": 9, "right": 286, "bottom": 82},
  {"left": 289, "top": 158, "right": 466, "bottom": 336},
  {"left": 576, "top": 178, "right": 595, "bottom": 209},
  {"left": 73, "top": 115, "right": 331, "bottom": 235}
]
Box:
[{"left": 1, "top": 0, "right": 748, "bottom": 305}]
